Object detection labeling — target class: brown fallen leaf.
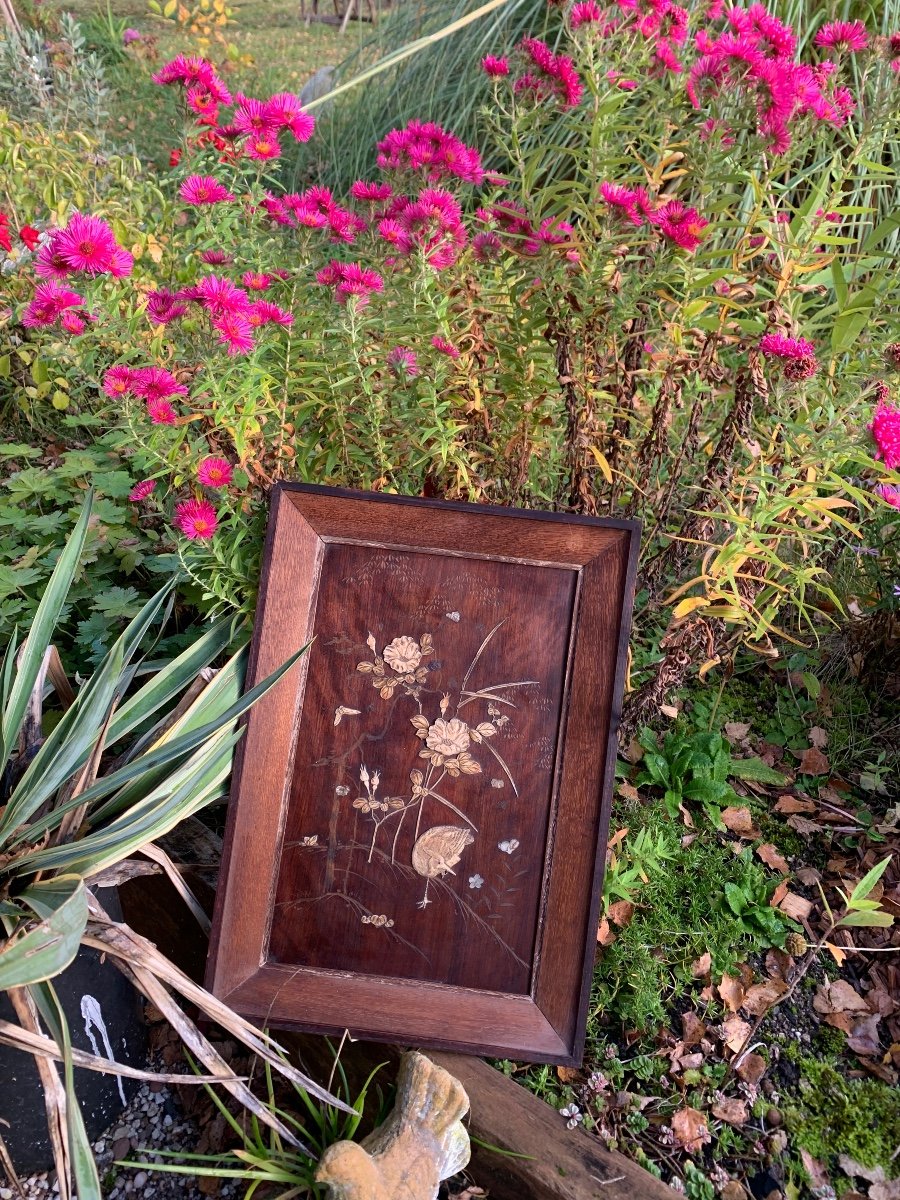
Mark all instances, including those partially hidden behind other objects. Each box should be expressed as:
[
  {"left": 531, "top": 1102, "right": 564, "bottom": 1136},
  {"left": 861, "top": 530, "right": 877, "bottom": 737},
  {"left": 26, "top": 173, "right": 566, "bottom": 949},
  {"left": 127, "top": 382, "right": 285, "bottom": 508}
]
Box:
[
  {"left": 711, "top": 1097, "right": 748, "bottom": 1127},
  {"left": 765, "top": 948, "right": 795, "bottom": 982},
  {"left": 597, "top": 918, "right": 616, "bottom": 946},
  {"left": 756, "top": 843, "right": 789, "bottom": 874},
  {"left": 721, "top": 1015, "right": 752, "bottom": 1052},
  {"left": 718, "top": 973, "right": 746, "bottom": 1013},
  {"left": 671, "top": 1106, "right": 710, "bottom": 1154},
  {"left": 808, "top": 726, "right": 828, "bottom": 749},
  {"left": 607, "top": 900, "right": 635, "bottom": 928},
  {"left": 779, "top": 891, "right": 814, "bottom": 921},
  {"left": 742, "top": 979, "right": 788, "bottom": 1017},
  {"left": 720, "top": 1183, "right": 749, "bottom": 1200},
  {"left": 847, "top": 1012, "right": 882, "bottom": 1057},
  {"left": 734, "top": 1052, "right": 767, "bottom": 1085},
  {"left": 721, "top": 806, "right": 760, "bottom": 837},
  {"left": 681, "top": 1012, "right": 707, "bottom": 1047},
  {"left": 813, "top": 979, "right": 869, "bottom": 1015},
  {"left": 725, "top": 721, "right": 752, "bottom": 741},
  {"left": 795, "top": 866, "right": 822, "bottom": 886},
  {"left": 773, "top": 794, "right": 817, "bottom": 814},
  {"left": 786, "top": 814, "right": 827, "bottom": 836},
  {"left": 691, "top": 951, "right": 712, "bottom": 979},
  {"left": 770, "top": 879, "right": 791, "bottom": 907},
  {"left": 678, "top": 1052, "right": 704, "bottom": 1071},
  {"left": 798, "top": 746, "right": 830, "bottom": 776},
  {"left": 617, "top": 781, "right": 641, "bottom": 803},
  {"left": 800, "top": 1149, "right": 830, "bottom": 1191},
  {"left": 557, "top": 1065, "right": 580, "bottom": 1083}
]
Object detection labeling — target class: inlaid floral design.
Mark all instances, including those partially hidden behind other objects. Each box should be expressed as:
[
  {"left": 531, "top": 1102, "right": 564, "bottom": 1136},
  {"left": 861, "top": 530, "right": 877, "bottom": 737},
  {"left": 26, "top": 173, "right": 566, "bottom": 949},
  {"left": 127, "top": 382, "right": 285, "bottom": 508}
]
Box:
[{"left": 337, "top": 620, "right": 538, "bottom": 911}]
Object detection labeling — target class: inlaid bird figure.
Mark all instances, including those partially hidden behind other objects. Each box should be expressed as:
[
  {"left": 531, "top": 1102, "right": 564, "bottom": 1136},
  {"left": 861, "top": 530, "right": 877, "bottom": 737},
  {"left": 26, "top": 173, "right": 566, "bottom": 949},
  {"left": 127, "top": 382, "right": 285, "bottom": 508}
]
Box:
[
  {"left": 314, "top": 1051, "right": 470, "bottom": 1200},
  {"left": 411, "top": 825, "right": 475, "bottom": 908}
]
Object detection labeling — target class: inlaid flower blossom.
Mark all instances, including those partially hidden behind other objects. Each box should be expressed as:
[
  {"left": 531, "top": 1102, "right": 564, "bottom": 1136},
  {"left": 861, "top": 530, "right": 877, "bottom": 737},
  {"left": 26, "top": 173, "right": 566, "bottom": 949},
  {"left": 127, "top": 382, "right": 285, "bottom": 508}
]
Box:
[
  {"left": 425, "top": 718, "right": 471, "bottom": 757},
  {"left": 383, "top": 635, "right": 422, "bottom": 674}
]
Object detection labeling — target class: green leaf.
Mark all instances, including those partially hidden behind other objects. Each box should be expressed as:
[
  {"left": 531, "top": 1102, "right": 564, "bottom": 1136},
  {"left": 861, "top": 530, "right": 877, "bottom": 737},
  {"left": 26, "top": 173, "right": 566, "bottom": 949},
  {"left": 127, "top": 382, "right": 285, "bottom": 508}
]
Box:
[
  {"left": 0, "top": 883, "right": 87, "bottom": 988},
  {"left": 849, "top": 856, "right": 893, "bottom": 907},
  {"left": 729, "top": 757, "right": 787, "bottom": 785},
  {"left": 837, "top": 909, "right": 893, "bottom": 928},
  {"left": 0, "top": 492, "right": 92, "bottom": 764},
  {"left": 724, "top": 883, "right": 747, "bottom": 916}
]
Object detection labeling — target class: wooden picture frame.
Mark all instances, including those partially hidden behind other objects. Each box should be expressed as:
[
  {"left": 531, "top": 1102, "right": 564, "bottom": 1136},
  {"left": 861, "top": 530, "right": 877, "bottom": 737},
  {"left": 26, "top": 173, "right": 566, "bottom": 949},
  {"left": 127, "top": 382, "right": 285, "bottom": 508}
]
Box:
[{"left": 206, "top": 485, "right": 640, "bottom": 1065}]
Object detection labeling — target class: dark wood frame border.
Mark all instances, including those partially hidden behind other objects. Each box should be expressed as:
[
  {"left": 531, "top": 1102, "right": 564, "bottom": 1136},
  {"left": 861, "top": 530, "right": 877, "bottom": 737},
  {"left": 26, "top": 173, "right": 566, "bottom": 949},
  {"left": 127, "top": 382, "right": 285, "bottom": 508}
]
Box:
[{"left": 206, "top": 485, "right": 640, "bottom": 1065}]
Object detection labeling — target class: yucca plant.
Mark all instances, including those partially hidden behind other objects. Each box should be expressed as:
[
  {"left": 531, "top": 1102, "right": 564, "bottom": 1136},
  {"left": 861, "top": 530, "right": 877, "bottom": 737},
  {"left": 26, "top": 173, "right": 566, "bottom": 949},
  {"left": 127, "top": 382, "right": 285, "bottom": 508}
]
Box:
[{"left": 0, "top": 492, "right": 348, "bottom": 1199}]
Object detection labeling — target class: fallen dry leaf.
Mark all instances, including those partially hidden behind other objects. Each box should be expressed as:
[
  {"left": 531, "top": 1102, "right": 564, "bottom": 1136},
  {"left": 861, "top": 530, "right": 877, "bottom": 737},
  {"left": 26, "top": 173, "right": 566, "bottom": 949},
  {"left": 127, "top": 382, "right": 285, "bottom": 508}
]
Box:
[
  {"left": 839, "top": 1155, "right": 891, "bottom": 1185},
  {"left": 681, "top": 1012, "right": 707, "bottom": 1047},
  {"left": 798, "top": 746, "right": 830, "bottom": 776},
  {"left": 691, "top": 952, "right": 712, "bottom": 979},
  {"left": 756, "top": 843, "right": 789, "bottom": 873},
  {"left": 607, "top": 900, "right": 635, "bottom": 928},
  {"left": 678, "top": 1052, "right": 704, "bottom": 1071},
  {"left": 720, "top": 1184, "right": 749, "bottom": 1200},
  {"left": 721, "top": 806, "right": 759, "bottom": 837},
  {"left": 557, "top": 1065, "right": 580, "bottom": 1083},
  {"left": 671, "top": 1106, "right": 710, "bottom": 1154},
  {"left": 765, "top": 948, "right": 795, "bottom": 982},
  {"left": 597, "top": 917, "right": 616, "bottom": 946},
  {"left": 735, "top": 1052, "right": 767, "bottom": 1085},
  {"left": 871, "top": 1183, "right": 900, "bottom": 1200},
  {"left": 725, "top": 721, "right": 752, "bottom": 741},
  {"left": 824, "top": 941, "right": 847, "bottom": 966},
  {"left": 808, "top": 726, "right": 828, "bottom": 749},
  {"left": 773, "top": 794, "right": 817, "bottom": 814},
  {"left": 847, "top": 1012, "right": 882, "bottom": 1057},
  {"left": 796, "top": 866, "right": 822, "bottom": 886},
  {"left": 711, "top": 1097, "right": 748, "bottom": 1126},
  {"left": 786, "top": 814, "right": 827, "bottom": 836},
  {"left": 779, "top": 891, "right": 814, "bottom": 921},
  {"left": 813, "top": 979, "right": 869, "bottom": 1015},
  {"left": 742, "top": 979, "right": 788, "bottom": 1017},
  {"left": 800, "top": 1149, "right": 830, "bottom": 1191},
  {"left": 718, "top": 973, "right": 746, "bottom": 1013},
  {"left": 681, "top": 833, "right": 698, "bottom": 848},
  {"left": 770, "top": 879, "right": 791, "bottom": 907},
  {"left": 617, "top": 781, "right": 641, "bottom": 804},
  {"left": 721, "top": 1015, "right": 752, "bottom": 1052},
  {"left": 660, "top": 703, "right": 680, "bottom": 719},
  {"left": 607, "top": 827, "right": 629, "bottom": 851}
]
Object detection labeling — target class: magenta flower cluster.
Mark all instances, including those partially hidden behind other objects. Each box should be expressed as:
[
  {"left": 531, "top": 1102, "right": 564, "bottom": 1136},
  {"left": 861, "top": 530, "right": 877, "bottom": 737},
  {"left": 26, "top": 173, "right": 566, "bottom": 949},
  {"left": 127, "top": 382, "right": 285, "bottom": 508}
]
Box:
[
  {"left": 599, "top": 183, "right": 708, "bottom": 251},
  {"left": 375, "top": 121, "right": 485, "bottom": 185}
]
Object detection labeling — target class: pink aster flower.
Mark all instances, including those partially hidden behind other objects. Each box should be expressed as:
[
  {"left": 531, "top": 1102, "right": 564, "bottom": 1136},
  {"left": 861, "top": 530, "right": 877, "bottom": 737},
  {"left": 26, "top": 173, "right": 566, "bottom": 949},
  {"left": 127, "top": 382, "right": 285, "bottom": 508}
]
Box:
[
  {"left": 653, "top": 200, "right": 708, "bottom": 250},
  {"left": 185, "top": 86, "right": 219, "bottom": 124},
  {"left": 232, "top": 95, "right": 277, "bottom": 137},
  {"left": 54, "top": 212, "right": 128, "bottom": 276},
  {"left": 316, "top": 260, "right": 384, "bottom": 307},
  {"left": 815, "top": 21, "right": 868, "bottom": 53},
  {"left": 212, "top": 313, "right": 256, "bottom": 355},
  {"left": 519, "top": 38, "right": 584, "bottom": 107},
  {"left": 242, "top": 271, "right": 272, "bottom": 291},
  {"left": 128, "top": 479, "right": 157, "bottom": 502},
  {"left": 174, "top": 498, "right": 218, "bottom": 539},
  {"left": 376, "top": 120, "right": 485, "bottom": 185},
  {"left": 34, "top": 234, "right": 72, "bottom": 280},
  {"left": 123, "top": 28, "right": 142, "bottom": 44},
  {"left": 387, "top": 347, "right": 419, "bottom": 377},
  {"left": 759, "top": 333, "right": 817, "bottom": 361},
  {"left": 197, "top": 456, "right": 233, "bottom": 488},
  {"left": 350, "top": 180, "right": 394, "bottom": 203},
  {"left": 599, "top": 181, "right": 643, "bottom": 225},
  {"left": 133, "top": 366, "right": 189, "bottom": 402},
  {"left": 21, "top": 280, "right": 85, "bottom": 328},
  {"left": 870, "top": 400, "right": 900, "bottom": 469},
  {"left": 60, "top": 310, "right": 86, "bottom": 335},
  {"left": 103, "top": 365, "right": 139, "bottom": 398},
  {"left": 247, "top": 300, "right": 293, "bottom": 328},
  {"left": 180, "top": 175, "right": 235, "bottom": 205},
  {"left": 875, "top": 483, "right": 900, "bottom": 511},
  {"left": 571, "top": 2, "right": 602, "bottom": 28},
  {"left": 244, "top": 134, "right": 281, "bottom": 161},
  {"left": 431, "top": 336, "right": 460, "bottom": 358},
  {"left": 146, "top": 288, "right": 188, "bottom": 325},
  {"left": 265, "top": 93, "right": 315, "bottom": 142},
  {"left": 147, "top": 398, "right": 178, "bottom": 424},
  {"left": 482, "top": 55, "right": 511, "bottom": 76},
  {"left": 199, "top": 249, "right": 234, "bottom": 266},
  {"left": 195, "top": 275, "right": 251, "bottom": 318}
]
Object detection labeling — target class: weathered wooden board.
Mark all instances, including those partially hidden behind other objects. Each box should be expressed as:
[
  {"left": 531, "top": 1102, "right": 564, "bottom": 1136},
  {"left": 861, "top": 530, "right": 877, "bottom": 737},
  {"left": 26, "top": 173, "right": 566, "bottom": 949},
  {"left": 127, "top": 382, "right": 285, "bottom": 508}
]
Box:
[{"left": 207, "top": 485, "right": 639, "bottom": 1063}]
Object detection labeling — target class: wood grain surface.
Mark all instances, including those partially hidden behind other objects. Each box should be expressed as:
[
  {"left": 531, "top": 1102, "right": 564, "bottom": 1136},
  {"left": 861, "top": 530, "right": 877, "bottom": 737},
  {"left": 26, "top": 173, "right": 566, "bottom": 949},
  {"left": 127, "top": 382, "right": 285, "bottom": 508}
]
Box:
[{"left": 206, "top": 485, "right": 640, "bottom": 1063}]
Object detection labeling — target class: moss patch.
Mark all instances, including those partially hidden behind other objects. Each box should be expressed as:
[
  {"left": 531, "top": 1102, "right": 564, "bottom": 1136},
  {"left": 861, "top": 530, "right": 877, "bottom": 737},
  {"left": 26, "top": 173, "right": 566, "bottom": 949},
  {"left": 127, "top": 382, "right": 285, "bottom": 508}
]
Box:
[{"left": 784, "top": 1058, "right": 900, "bottom": 1177}]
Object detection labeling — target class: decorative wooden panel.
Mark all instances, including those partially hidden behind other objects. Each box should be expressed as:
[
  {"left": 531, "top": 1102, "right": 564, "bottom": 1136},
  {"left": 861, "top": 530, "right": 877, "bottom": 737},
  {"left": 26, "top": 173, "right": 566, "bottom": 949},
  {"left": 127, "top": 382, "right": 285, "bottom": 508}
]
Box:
[{"left": 206, "top": 485, "right": 639, "bottom": 1064}]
